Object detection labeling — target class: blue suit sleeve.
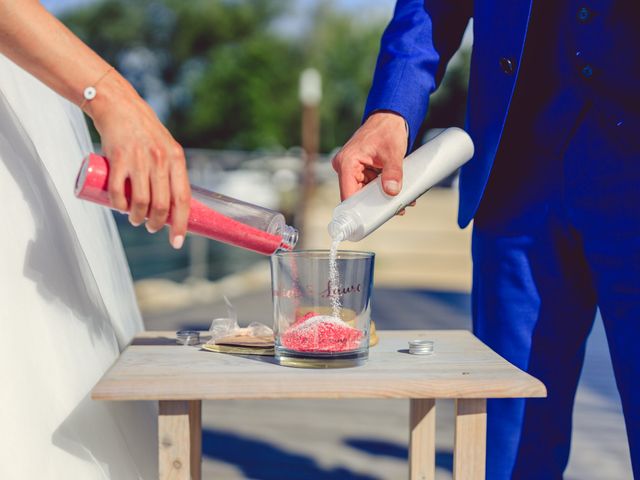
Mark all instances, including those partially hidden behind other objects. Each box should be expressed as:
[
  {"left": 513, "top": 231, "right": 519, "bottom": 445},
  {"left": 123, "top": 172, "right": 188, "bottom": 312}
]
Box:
[{"left": 364, "top": 0, "right": 473, "bottom": 150}]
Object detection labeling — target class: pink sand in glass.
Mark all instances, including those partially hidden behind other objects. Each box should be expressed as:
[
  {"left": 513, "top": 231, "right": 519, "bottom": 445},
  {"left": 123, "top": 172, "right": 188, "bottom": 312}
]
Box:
[{"left": 281, "top": 314, "right": 363, "bottom": 353}]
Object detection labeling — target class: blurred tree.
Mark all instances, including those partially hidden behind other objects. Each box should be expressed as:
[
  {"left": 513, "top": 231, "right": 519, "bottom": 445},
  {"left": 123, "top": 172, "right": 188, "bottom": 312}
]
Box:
[{"left": 182, "top": 33, "right": 301, "bottom": 149}]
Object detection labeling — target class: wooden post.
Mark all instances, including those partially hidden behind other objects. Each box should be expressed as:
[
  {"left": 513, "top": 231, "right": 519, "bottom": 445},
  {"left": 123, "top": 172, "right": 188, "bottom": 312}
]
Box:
[
  {"left": 453, "top": 398, "right": 487, "bottom": 480},
  {"left": 409, "top": 398, "right": 436, "bottom": 480},
  {"left": 159, "top": 400, "right": 202, "bottom": 480},
  {"left": 295, "top": 68, "right": 322, "bottom": 236}
]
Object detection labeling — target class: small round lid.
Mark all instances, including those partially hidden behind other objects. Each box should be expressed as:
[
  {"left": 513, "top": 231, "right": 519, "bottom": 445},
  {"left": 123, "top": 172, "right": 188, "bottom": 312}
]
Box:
[
  {"left": 409, "top": 339, "right": 434, "bottom": 355},
  {"left": 176, "top": 330, "right": 201, "bottom": 346}
]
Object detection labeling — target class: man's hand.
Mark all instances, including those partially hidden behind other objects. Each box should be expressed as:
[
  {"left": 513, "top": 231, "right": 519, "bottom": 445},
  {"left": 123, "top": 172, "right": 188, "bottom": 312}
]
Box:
[{"left": 332, "top": 111, "right": 408, "bottom": 201}]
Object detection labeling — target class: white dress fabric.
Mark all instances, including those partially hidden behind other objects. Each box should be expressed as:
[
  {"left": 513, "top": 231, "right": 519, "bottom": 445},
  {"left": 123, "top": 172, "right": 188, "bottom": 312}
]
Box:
[{"left": 0, "top": 55, "right": 156, "bottom": 479}]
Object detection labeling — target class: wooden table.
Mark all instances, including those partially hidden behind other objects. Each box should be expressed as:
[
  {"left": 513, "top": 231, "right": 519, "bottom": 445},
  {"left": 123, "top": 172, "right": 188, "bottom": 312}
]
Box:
[{"left": 92, "top": 330, "right": 545, "bottom": 480}]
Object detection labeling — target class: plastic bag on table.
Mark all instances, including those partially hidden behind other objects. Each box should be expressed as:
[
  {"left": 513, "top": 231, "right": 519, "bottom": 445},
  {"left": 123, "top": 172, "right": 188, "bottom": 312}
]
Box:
[{"left": 206, "top": 296, "right": 274, "bottom": 348}]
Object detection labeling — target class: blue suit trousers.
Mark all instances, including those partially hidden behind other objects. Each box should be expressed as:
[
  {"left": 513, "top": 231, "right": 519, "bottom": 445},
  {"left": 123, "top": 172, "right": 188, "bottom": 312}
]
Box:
[{"left": 472, "top": 100, "right": 640, "bottom": 478}]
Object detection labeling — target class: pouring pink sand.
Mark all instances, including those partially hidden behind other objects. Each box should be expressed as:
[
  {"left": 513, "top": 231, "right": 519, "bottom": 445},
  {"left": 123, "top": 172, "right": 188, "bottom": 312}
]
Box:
[{"left": 75, "top": 153, "right": 288, "bottom": 255}]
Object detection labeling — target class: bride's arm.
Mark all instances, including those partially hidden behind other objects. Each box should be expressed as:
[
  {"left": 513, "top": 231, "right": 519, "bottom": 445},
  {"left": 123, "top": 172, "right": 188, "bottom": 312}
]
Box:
[{"left": 0, "top": 0, "right": 190, "bottom": 249}]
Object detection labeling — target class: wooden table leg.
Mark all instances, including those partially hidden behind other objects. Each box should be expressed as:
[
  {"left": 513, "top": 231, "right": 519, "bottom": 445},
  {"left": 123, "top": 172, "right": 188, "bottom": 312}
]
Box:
[
  {"left": 189, "top": 400, "right": 202, "bottom": 479},
  {"left": 453, "top": 399, "right": 487, "bottom": 480},
  {"left": 409, "top": 398, "right": 436, "bottom": 480},
  {"left": 159, "top": 400, "right": 202, "bottom": 480}
]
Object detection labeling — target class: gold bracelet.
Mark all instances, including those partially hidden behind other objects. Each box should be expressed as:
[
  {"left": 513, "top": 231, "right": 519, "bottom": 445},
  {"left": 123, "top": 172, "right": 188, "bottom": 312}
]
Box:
[{"left": 80, "top": 67, "right": 114, "bottom": 109}]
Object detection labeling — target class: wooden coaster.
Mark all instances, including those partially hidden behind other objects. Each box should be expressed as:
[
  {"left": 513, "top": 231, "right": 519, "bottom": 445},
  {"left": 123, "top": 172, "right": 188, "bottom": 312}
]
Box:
[
  {"left": 213, "top": 334, "right": 274, "bottom": 348},
  {"left": 201, "top": 343, "right": 275, "bottom": 356}
]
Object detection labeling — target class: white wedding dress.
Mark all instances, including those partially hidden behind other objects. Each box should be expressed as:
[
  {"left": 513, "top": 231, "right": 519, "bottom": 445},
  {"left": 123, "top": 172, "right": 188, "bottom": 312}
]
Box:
[{"left": 0, "top": 55, "right": 156, "bottom": 478}]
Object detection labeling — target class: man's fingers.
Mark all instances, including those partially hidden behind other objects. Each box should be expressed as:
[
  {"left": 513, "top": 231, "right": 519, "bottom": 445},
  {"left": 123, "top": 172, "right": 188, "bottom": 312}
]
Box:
[
  {"left": 339, "top": 170, "right": 361, "bottom": 201},
  {"left": 394, "top": 200, "right": 417, "bottom": 217},
  {"left": 363, "top": 168, "right": 379, "bottom": 184},
  {"left": 333, "top": 151, "right": 363, "bottom": 201}
]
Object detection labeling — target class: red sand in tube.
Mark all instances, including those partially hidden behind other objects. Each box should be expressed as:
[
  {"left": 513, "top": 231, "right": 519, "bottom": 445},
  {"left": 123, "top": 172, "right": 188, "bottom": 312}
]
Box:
[
  {"left": 282, "top": 314, "right": 363, "bottom": 352},
  {"left": 75, "top": 154, "right": 283, "bottom": 255},
  {"left": 188, "top": 200, "right": 282, "bottom": 255}
]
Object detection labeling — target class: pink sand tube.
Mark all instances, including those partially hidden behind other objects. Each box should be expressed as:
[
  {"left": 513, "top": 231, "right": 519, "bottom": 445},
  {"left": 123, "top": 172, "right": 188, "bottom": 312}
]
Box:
[{"left": 75, "top": 154, "right": 297, "bottom": 255}]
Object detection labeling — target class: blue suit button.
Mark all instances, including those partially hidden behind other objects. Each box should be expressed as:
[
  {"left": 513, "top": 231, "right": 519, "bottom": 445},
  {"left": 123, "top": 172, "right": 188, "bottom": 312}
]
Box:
[
  {"left": 577, "top": 7, "right": 591, "bottom": 22},
  {"left": 500, "top": 57, "right": 515, "bottom": 75},
  {"left": 581, "top": 64, "right": 593, "bottom": 78}
]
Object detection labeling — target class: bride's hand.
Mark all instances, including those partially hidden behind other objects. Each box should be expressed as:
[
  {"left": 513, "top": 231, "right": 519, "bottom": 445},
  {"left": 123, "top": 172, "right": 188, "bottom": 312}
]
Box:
[
  {"left": 0, "top": 1, "right": 190, "bottom": 249},
  {"left": 84, "top": 73, "right": 191, "bottom": 250}
]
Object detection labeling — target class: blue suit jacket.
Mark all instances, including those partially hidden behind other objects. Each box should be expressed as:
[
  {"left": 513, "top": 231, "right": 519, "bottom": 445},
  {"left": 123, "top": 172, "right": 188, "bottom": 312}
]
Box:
[{"left": 364, "top": 0, "right": 533, "bottom": 227}]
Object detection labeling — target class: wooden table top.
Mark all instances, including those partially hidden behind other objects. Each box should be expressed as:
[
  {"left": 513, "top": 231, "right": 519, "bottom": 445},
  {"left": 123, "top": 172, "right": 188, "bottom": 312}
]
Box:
[{"left": 92, "top": 330, "right": 546, "bottom": 401}]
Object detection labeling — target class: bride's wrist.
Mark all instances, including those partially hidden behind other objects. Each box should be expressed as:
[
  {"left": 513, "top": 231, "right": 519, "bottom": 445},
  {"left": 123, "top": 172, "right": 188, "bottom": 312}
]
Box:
[{"left": 81, "top": 72, "right": 140, "bottom": 124}]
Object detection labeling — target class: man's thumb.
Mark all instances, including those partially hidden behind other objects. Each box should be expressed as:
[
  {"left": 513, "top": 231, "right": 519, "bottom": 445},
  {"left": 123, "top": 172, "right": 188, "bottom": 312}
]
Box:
[{"left": 381, "top": 161, "right": 403, "bottom": 196}]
